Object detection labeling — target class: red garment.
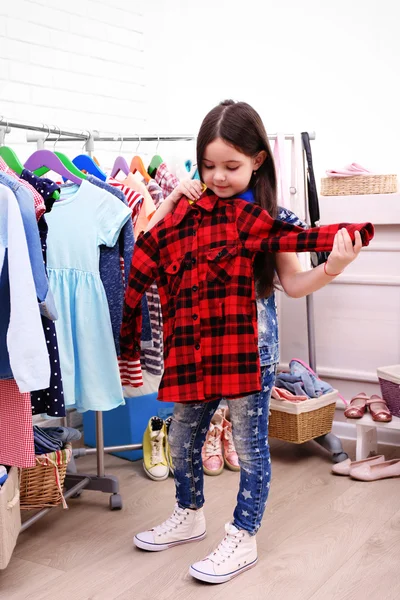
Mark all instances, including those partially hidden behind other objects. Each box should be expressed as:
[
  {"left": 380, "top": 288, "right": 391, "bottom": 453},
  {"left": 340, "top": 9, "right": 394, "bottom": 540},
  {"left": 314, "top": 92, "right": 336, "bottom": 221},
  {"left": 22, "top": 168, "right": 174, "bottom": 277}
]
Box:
[
  {"left": 0, "top": 380, "right": 35, "bottom": 467},
  {"left": 0, "top": 158, "right": 46, "bottom": 221},
  {"left": 121, "top": 189, "right": 374, "bottom": 403},
  {"left": 154, "top": 163, "right": 180, "bottom": 198}
]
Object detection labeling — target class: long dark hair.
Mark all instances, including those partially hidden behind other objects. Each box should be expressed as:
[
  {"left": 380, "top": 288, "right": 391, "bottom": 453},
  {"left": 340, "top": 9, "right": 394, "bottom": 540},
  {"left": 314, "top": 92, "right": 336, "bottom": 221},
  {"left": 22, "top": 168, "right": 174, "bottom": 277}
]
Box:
[{"left": 197, "top": 100, "right": 277, "bottom": 297}]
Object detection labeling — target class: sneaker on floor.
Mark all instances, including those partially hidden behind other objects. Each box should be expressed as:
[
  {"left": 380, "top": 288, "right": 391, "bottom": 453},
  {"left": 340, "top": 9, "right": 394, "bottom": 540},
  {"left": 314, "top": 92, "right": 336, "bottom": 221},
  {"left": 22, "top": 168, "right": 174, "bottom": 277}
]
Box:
[
  {"left": 134, "top": 504, "right": 206, "bottom": 551},
  {"left": 142, "top": 417, "right": 169, "bottom": 481},
  {"left": 202, "top": 412, "right": 224, "bottom": 476},
  {"left": 189, "top": 522, "right": 258, "bottom": 584},
  {"left": 164, "top": 416, "right": 174, "bottom": 475}
]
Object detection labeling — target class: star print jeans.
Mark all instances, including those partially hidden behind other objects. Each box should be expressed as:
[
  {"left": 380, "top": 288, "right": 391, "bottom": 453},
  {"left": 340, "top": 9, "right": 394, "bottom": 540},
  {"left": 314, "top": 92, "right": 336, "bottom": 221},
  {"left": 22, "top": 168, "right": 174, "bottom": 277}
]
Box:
[{"left": 168, "top": 363, "right": 277, "bottom": 535}]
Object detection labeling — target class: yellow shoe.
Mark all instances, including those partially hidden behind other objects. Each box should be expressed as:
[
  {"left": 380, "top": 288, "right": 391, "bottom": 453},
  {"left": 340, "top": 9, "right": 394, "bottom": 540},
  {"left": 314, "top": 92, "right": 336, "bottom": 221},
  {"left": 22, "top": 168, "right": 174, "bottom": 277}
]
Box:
[
  {"left": 142, "top": 417, "right": 169, "bottom": 481},
  {"left": 164, "top": 416, "right": 174, "bottom": 475}
]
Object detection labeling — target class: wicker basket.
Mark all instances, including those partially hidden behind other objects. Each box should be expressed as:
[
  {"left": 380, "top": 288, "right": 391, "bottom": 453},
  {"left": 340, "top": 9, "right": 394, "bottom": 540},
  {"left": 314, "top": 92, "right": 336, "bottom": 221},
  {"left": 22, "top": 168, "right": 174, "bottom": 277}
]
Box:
[
  {"left": 320, "top": 174, "right": 397, "bottom": 196},
  {"left": 19, "top": 444, "right": 72, "bottom": 510},
  {"left": 377, "top": 365, "right": 400, "bottom": 418},
  {"left": 269, "top": 390, "right": 338, "bottom": 444}
]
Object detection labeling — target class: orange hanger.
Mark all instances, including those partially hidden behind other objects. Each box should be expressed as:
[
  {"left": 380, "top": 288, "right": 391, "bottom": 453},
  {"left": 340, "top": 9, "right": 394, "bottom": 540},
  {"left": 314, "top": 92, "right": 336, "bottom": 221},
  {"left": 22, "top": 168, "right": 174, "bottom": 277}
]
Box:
[{"left": 130, "top": 155, "right": 151, "bottom": 183}]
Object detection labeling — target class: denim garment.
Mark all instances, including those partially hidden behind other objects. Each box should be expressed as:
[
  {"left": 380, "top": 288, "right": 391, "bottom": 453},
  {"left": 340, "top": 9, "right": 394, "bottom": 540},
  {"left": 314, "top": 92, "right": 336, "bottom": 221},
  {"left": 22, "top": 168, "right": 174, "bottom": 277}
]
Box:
[
  {"left": 168, "top": 363, "right": 277, "bottom": 535},
  {"left": 86, "top": 175, "right": 152, "bottom": 352},
  {"left": 0, "top": 172, "right": 57, "bottom": 320},
  {"left": 276, "top": 359, "right": 333, "bottom": 398}
]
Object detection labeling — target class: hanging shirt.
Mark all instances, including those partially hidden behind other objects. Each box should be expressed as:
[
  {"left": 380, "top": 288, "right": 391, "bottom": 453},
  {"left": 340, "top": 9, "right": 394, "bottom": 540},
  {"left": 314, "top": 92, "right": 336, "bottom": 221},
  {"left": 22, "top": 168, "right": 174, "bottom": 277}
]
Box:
[
  {"left": 154, "top": 162, "right": 180, "bottom": 198},
  {"left": 0, "top": 158, "right": 46, "bottom": 221},
  {"left": 120, "top": 188, "right": 374, "bottom": 403}
]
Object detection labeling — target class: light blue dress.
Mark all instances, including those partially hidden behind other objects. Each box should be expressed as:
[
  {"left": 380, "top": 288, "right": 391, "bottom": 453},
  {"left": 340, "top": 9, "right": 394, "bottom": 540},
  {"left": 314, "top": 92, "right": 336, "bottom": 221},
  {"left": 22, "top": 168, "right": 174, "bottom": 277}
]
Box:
[{"left": 46, "top": 180, "right": 131, "bottom": 412}]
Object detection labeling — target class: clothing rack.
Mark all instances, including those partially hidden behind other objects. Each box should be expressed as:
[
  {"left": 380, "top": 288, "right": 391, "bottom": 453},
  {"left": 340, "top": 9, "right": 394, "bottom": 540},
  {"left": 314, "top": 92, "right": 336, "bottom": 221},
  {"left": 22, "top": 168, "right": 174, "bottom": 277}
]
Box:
[{"left": 3, "top": 118, "right": 344, "bottom": 530}]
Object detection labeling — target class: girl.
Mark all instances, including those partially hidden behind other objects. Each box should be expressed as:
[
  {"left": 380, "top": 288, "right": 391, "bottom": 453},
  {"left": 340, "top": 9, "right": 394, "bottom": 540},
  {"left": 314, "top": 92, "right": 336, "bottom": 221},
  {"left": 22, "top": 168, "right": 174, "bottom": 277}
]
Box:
[{"left": 122, "top": 101, "right": 369, "bottom": 584}]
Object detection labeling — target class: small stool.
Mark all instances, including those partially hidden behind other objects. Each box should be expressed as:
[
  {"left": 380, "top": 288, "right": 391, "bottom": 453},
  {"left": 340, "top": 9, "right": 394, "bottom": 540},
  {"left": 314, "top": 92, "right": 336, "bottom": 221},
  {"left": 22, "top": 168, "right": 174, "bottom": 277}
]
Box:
[{"left": 347, "top": 413, "right": 400, "bottom": 460}]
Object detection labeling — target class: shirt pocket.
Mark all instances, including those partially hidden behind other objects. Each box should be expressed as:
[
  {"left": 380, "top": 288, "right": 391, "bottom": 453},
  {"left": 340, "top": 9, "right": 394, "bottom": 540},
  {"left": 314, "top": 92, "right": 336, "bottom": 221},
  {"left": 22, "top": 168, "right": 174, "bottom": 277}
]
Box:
[
  {"left": 164, "top": 258, "right": 184, "bottom": 296},
  {"left": 206, "top": 244, "right": 238, "bottom": 284}
]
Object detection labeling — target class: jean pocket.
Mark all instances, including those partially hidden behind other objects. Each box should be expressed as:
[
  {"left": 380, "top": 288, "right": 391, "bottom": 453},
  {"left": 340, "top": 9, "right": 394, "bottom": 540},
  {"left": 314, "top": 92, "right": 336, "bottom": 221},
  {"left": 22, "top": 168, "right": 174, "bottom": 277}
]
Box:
[{"left": 206, "top": 244, "right": 237, "bottom": 284}]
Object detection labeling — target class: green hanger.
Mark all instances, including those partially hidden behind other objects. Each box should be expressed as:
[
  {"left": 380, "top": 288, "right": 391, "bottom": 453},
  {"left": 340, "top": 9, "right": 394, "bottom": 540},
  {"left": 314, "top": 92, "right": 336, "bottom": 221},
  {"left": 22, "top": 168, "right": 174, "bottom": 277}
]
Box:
[
  {"left": 0, "top": 146, "right": 24, "bottom": 175},
  {"left": 33, "top": 151, "right": 87, "bottom": 180},
  {"left": 148, "top": 154, "right": 163, "bottom": 178}
]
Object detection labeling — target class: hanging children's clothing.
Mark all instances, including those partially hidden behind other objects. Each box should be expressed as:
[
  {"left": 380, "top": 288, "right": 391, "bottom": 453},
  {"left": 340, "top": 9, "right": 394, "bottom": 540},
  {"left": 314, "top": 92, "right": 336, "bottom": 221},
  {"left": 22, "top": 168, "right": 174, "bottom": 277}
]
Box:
[
  {"left": 46, "top": 180, "right": 131, "bottom": 412},
  {"left": 121, "top": 189, "right": 374, "bottom": 403}
]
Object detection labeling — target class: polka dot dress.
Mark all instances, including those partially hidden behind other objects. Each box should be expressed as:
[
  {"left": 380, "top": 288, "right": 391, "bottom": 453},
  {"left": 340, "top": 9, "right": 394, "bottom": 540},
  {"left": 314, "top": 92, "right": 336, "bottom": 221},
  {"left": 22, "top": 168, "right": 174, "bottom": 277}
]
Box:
[{"left": 30, "top": 216, "right": 65, "bottom": 417}]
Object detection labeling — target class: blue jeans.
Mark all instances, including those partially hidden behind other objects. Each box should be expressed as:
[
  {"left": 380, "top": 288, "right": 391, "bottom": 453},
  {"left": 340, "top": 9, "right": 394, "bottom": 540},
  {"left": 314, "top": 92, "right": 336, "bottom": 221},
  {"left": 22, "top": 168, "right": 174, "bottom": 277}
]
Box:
[{"left": 168, "top": 363, "right": 277, "bottom": 535}]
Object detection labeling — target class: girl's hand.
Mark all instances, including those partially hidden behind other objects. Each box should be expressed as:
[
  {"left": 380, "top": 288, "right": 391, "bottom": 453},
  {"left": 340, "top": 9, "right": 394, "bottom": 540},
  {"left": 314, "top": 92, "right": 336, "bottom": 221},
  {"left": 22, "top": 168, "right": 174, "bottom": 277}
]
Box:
[
  {"left": 169, "top": 180, "right": 203, "bottom": 204},
  {"left": 325, "top": 229, "right": 362, "bottom": 275}
]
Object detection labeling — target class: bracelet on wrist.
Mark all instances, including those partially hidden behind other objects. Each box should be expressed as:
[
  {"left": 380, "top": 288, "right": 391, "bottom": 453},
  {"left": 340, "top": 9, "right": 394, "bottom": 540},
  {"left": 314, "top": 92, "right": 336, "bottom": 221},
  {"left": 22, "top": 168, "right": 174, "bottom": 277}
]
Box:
[{"left": 324, "top": 261, "right": 343, "bottom": 277}]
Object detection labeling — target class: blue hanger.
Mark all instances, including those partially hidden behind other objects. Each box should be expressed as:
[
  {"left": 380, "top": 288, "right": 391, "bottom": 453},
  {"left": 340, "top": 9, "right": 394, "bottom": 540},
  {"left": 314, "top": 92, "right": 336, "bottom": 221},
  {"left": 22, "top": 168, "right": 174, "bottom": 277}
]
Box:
[{"left": 73, "top": 154, "right": 107, "bottom": 181}]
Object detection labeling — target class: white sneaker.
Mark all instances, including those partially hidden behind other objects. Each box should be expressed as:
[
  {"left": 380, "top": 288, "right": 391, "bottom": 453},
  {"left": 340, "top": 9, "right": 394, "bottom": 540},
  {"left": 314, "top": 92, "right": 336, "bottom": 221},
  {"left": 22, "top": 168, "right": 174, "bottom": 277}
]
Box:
[
  {"left": 134, "top": 504, "right": 206, "bottom": 551},
  {"left": 189, "top": 523, "right": 257, "bottom": 583}
]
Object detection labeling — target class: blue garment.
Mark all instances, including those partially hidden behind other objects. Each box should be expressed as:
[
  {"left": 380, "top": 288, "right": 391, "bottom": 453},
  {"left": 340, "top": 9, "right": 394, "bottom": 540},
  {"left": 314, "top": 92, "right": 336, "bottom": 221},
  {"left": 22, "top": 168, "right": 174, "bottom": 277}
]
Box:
[
  {"left": 169, "top": 363, "right": 276, "bottom": 534},
  {"left": 20, "top": 169, "right": 60, "bottom": 213},
  {"left": 275, "top": 359, "right": 333, "bottom": 398},
  {"left": 86, "top": 175, "right": 152, "bottom": 353},
  {"left": 46, "top": 180, "right": 131, "bottom": 412},
  {"left": 0, "top": 172, "right": 57, "bottom": 320}
]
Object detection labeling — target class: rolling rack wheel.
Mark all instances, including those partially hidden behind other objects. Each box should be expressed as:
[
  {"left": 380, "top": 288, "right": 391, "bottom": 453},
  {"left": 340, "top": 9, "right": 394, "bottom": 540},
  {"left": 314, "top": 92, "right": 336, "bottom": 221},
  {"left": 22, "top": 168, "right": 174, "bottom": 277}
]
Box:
[{"left": 109, "top": 493, "right": 123, "bottom": 510}]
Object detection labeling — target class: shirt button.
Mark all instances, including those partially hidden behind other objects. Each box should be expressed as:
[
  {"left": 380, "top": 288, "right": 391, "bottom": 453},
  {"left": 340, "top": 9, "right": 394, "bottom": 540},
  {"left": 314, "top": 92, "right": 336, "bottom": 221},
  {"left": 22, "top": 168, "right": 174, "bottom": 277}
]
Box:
[
  {"left": 192, "top": 257, "right": 196, "bottom": 264},
  {"left": 192, "top": 314, "right": 198, "bottom": 320},
  {"left": 195, "top": 343, "right": 200, "bottom": 350},
  {"left": 185, "top": 261, "right": 191, "bottom": 269},
  {"left": 192, "top": 285, "right": 198, "bottom": 292}
]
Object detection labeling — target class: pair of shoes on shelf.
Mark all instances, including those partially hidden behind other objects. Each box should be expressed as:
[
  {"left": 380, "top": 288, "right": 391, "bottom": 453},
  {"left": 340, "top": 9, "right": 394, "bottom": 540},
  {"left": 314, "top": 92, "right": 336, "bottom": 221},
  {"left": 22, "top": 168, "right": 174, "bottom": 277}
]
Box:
[
  {"left": 202, "top": 407, "right": 240, "bottom": 476},
  {"left": 332, "top": 454, "right": 400, "bottom": 481},
  {"left": 344, "top": 392, "right": 392, "bottom": 422},
  {"left": 142, "top": 416, "right": 174, "bottom": 481},
  {"left": 133, "top": 504, "right": 257, "bottom": 583}
]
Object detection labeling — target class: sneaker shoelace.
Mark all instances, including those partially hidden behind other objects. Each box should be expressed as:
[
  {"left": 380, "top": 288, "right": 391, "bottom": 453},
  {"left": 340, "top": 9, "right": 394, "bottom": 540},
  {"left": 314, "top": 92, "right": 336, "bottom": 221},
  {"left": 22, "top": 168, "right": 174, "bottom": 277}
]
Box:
[
  {"left": 204, "top": 426, "right": 222, "bottom": 458},
  {"left": 150, "top": 431, "right": 164, "bottom": 464},
  {"left": 154, "top": 506, "right": 189, "bottom": 536},
  {"left": 208, "top": 528, "right": 245, "bottom": 565},
  {"left": 223, "top": 425, "right": 236, "bottom": 455}
]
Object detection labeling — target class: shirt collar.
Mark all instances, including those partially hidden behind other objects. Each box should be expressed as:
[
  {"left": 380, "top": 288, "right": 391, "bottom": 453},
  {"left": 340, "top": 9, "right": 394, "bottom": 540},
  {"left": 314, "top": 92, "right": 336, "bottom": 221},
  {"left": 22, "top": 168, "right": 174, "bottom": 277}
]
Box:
[{"left": 172, "top": 187, "right": 220, "bottom": 226}]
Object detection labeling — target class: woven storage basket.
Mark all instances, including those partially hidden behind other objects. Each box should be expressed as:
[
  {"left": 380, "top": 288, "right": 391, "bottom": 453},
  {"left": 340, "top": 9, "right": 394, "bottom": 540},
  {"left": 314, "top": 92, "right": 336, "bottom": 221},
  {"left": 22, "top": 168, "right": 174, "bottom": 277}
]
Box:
[
  {"left": 320, "top": 174, "right": 397, "bottom": 196},
  {"left": 0, "top": 467, "right": 21, "bottom": 570},
  {"left": 269, "top": 390, "right": 338, "bottom": 444},
  {"left": 19, "top": 444, "right": 72, "bottom": 510},
  {"left": 377, "top": 365, "right": 400, "bottom": 418}
]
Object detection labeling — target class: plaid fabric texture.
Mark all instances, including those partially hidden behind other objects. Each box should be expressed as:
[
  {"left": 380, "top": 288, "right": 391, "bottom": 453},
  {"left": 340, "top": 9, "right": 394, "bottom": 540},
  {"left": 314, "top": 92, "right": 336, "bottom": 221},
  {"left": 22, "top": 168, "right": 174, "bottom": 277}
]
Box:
[
  {"left": 0, "top": 158, "right": 46, "bottom": 221},
  {"left": 0, "top": 379, "right": 35, "bottom": 467},
  {"left": 154, "top": 163, "right": 180, "bottom": 198},
  {"left": 121, "top": 189, "right": 374, "bottom": 403}
]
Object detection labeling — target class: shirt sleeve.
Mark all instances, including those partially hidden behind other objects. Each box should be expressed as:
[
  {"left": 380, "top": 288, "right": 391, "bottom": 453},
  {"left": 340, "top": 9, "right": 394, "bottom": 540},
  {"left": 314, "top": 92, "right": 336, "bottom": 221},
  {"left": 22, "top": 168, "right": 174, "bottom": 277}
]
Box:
[
  {"left": 236, "top": 201, "right": 374, "bottom": 254},
  {"left": 120, "top": 229, "right": 160, "bottom": 362},
  {"left": 97, "top": 191, "right": 132, "bottom": 248}
]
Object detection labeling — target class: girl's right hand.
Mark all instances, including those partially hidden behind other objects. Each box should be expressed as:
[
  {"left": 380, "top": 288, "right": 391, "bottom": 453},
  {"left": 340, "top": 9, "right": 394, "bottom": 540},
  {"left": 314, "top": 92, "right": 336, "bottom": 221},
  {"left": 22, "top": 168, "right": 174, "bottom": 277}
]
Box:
[{"left": 169, "top": 180, "right": 203, "bottom": 204}]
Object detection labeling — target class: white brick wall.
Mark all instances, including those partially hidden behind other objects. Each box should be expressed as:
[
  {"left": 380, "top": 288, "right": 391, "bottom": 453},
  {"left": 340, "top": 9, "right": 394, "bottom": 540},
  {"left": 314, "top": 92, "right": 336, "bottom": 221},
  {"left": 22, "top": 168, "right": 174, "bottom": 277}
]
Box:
[{"left": 0, "top": 0, "right": 147, "bottom": 163}]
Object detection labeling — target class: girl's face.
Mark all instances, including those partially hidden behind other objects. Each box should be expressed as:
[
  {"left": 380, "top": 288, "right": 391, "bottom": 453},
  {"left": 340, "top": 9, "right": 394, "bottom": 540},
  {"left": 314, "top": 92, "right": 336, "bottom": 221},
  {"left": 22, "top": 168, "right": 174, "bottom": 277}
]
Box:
[{"left": 202, "top": 137, "right": 265, "bottom": 198}]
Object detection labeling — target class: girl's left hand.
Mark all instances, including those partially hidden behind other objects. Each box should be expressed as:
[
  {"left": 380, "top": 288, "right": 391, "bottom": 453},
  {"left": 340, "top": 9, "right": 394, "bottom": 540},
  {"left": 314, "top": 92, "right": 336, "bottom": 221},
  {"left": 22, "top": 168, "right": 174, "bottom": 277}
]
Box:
[{"left": 325, "top": 229, "right": 362, "bottom": 275}]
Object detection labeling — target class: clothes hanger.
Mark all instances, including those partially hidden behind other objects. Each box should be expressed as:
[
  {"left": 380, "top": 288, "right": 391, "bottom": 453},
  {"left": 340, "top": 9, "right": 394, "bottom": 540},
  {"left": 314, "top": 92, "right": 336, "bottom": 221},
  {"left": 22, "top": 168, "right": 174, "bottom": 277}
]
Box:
[
  {"left": 0, "top": 146, "right": 24, "bottom": 175},
  {"left": 24, "top": 150, "right": 84, "bottom": 185},
  {"left": 130, "top": 156, "right": 151, "bottom": 182},
  {"left": 72, "top": 154, "right": 107, "bottom": 181},
  {"left": 110, "top": 156, "right": 130, "bottom": 178},
  {"left": 33, "top": 151, "right": 87, "bottom": 180},
  {"left": 148, "top": 137, "right": 163, "bottom": 178}
]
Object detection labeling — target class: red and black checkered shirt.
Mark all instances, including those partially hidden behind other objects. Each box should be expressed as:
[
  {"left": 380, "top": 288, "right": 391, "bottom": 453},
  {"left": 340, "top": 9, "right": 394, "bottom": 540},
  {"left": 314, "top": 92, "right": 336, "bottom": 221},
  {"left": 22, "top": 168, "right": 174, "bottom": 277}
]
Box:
[{"left": 121, "top": 189, "right": 374, "bottom": 403}]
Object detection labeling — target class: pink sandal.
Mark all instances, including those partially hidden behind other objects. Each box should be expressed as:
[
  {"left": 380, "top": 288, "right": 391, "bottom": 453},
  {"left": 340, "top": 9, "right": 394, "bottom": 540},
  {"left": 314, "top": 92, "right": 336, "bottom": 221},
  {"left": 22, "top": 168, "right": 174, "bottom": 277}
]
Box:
[
  {"left": 344, "top": 393, "right": 368, "bottom": 419},
  {"left": 367, "top": 395, "right": 392, "bottom": 423}
]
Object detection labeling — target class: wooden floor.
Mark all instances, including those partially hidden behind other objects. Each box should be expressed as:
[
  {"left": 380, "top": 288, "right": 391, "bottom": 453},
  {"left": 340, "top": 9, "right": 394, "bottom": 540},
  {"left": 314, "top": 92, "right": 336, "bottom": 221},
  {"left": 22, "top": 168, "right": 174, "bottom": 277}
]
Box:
[{"left": 1, "top": 439, "right": 399, "bottom": 600}]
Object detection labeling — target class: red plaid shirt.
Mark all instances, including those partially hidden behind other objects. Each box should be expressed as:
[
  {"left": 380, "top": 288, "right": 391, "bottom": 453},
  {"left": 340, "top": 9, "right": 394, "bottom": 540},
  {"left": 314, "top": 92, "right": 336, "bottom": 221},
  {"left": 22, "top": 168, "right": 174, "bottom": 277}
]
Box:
[{"left": 121, "top": 189, "right": 374, "bottom": 403}]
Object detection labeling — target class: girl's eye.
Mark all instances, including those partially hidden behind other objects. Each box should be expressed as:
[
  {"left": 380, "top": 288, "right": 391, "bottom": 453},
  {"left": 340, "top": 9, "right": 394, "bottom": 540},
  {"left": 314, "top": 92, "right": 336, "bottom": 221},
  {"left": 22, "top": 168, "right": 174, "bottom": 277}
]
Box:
[
  {"left": 227, "top": 166, "right": 239, "bottom": 171},
  {"left": 203, "top": 165, "right": 214, "bottom": 170}
]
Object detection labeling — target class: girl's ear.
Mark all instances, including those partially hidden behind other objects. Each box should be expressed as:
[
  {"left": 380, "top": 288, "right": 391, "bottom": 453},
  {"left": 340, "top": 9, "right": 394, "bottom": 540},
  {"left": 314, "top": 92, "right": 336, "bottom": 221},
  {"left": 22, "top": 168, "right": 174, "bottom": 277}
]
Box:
[{"left": 253, "top": 150, "right": 267, "bottom": 171}]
